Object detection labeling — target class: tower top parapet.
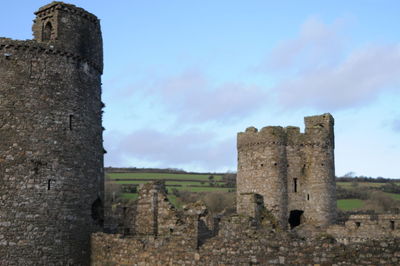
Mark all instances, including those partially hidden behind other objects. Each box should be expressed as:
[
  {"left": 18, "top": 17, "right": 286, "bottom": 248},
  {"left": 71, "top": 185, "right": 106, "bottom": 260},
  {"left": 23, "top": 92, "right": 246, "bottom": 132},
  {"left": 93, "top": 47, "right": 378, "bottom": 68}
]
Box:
[{"left": 32, "top": 1, "right": 103, "bottom": 73}]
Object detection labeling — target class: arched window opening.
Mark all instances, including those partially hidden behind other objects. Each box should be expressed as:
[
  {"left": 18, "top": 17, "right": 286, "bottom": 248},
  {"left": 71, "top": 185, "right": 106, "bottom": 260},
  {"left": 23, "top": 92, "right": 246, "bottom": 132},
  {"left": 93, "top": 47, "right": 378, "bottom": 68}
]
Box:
[{"left": 43, "top": 22, "right": 53, "bottom": 41}]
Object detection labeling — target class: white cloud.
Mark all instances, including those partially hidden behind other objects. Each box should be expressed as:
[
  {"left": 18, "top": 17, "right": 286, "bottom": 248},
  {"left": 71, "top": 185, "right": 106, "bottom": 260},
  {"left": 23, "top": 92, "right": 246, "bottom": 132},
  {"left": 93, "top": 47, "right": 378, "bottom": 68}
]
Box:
[
  {"left": 262, "top": 17, "right": 344, "bottom": 71},
  {"left": 261, "top": 17, "right": 400, "bottom": 110},
  {"left": 104, "top": 128, "right": 236, "bottom": 170},
  {"left": 129, "top": 69, "right": 268, "bottom": 123},
  {"left": 276, "top": 44, "right": 400, "bottom": 109}
]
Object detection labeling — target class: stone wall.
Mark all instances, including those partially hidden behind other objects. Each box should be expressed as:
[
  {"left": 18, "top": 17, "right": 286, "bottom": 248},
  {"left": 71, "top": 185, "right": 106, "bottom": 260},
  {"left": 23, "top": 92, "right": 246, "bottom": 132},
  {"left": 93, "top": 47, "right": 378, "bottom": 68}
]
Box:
[
  {"left": 92, "top": 215, "right": 400, "bottom": 265},
  {"left": 328, "top": 214, "right": 400, "bottom": 243},
  {"left": 0, "top": 2, "right": 104, "bottom": 265},
  {"left": 237, "top": 113, "right": 336, "bottom": 228},
  {"left": 93, "top": 182, "right": 400, "bottom": 265}
]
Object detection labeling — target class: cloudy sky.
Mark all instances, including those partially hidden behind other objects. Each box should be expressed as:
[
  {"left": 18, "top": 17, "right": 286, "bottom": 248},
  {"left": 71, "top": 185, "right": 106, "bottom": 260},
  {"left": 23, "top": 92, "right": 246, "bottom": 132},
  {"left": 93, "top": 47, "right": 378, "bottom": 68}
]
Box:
[{"left": 1, "top": 1, "right": 399, "bottom": 178}]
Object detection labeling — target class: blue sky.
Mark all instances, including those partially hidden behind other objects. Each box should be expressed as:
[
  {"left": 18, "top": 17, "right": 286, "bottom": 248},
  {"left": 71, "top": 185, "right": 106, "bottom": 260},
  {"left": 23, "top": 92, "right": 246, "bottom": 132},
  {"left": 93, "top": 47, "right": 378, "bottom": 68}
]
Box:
[{"left": 1, "top": 1, "right": 399, "bottom": 178}]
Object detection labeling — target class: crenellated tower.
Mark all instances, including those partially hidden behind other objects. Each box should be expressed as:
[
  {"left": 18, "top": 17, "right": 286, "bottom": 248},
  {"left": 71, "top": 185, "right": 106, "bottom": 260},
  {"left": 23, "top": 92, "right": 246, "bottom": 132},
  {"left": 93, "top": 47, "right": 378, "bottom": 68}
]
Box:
[
  {"left": 0, "top": 2, "right": 104, "bottom": 265},
  {"left": 237, "top": 114, "right": 336, "bottom": 229}
]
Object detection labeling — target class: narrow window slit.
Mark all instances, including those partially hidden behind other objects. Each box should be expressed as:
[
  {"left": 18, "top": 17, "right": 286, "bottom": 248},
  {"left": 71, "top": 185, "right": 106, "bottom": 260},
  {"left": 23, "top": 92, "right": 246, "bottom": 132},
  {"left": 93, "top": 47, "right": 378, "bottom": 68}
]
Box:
[
  {"left": 47, "top": 179, "right": 54, "bottom": 190},
  {"left": 69, "top": 114, "right": 74, "bottom": 130},
  {"left": 390, "top": 221, "right": 395, "bottom": 230},
  {"left": 293, "top": 178, "right": 298, "bottom": 193}
]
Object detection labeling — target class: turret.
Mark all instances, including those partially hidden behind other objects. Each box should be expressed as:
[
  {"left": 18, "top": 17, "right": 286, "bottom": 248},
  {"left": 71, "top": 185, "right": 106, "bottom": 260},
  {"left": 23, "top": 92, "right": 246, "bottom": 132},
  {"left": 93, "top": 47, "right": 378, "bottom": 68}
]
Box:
[
  {"left": 32, "top": 1, "right": 103, "bottom": 73},
  {"left": 237, "top": 126, "right": 288, "bottom": 228}
]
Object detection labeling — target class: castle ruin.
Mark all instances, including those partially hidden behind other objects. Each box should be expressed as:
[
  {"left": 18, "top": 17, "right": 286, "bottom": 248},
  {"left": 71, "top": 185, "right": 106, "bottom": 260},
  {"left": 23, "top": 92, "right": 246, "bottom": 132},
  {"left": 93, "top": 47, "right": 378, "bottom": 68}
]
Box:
[
  {"left": 1, "top": 3, "right": 400, "bottom": 265},
  {"left": 237, "top": 113, "right": 336, "bottom": 228},
  {"left": 0, "top": 2, "right": 104, "bottom": 265}
]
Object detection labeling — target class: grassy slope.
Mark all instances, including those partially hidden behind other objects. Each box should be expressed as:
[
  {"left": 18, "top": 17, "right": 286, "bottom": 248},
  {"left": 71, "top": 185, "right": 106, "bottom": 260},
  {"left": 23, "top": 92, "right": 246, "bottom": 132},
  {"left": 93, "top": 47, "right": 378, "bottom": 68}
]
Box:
[
  {"left": 107, "top": 172, "right": 223, "bottom": 181},
  {"left": 337, "top": 199, "right": 364, "bottom": 211},
  {"left": 111, "top": 172, "right": 399, "bottom": 211}
]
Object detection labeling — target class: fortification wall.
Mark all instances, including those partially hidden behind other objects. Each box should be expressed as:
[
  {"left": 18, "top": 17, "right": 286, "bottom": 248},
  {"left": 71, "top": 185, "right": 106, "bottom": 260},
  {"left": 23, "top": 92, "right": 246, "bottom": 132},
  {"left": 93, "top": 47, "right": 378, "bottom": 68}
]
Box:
[
  {"left": 0, "top": 3, "right": 104, "bottom": 265},
  {"left": 94, "top": 183, "right": 400, "bottom": 265},
  {"left": 92, "top": 217, "right": 400, "bottom": 265},
  {"left": 328, "top": 214, "right": 400, "bottom": 243}
]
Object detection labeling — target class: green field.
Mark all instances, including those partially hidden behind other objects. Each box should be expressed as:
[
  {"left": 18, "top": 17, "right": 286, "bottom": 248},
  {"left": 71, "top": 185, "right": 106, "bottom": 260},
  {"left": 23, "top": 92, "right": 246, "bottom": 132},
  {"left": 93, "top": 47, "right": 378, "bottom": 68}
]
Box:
[
  {"left": 336, "top": 182, "right": 388, "bottom": 188},
  {"left": 107, "top": 172, "right": 223, "bottom": 181},
  {"left": 337, "top": 199, "right": 364, "bottom": 211},
  {"left": 113, "top": 180, "right": 225, "bottom": 186},
  {"left": 107, "top": 171, "right": 234, "bottom": 201},
  {"left": 110, "top": 172, "right": 399, "bottom": 212},
  {"left": 386, "top": 193, "right": 400, "bottom": 200}
]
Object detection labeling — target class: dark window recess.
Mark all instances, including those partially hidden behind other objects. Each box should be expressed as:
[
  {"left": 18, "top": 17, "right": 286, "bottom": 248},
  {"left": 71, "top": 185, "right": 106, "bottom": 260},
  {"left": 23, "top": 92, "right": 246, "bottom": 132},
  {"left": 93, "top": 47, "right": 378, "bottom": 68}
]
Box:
[
  {"left": 355, "top": 222, "right": 361, "bottom": 228},
  {"left": 260, "top": 163, "right": 264, "bottom": 167},
  {"left": 288, "top": 210, "right": 304, "bottom": 229},
  {"left": 69, "top": 114, "right": 74, "bottom": 130},
  {"left": 293, "top": 178, "right": 298, "bottom": 193},
  {"left": 91, "top": 197, "right": 104, "bottom": 227},
  {"left": 47, "top": 179, "right": 55, "bottom": 190},
  {"left": 307, "top": 194, "right": 310, "bottom": 201},
  {"left": 390, "top": 221, "right": 395, "bottom": 230},
  {"left": 43, "top": 22, "right": 52, "bottom": 41}
]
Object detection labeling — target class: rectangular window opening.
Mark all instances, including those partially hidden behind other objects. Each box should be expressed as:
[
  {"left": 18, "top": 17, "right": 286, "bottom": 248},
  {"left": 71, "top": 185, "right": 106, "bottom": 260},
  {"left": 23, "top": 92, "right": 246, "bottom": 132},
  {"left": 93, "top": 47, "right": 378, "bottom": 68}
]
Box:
[
  {"left": 47, "top": 179, "right": 54, "bottom": 190},
  {"left": 355, "top": 222, "right": 361, "bottom": 228},
  {"left": 390, "top": 221, "right": 395, "bottom": 230},
  {"left": 69, "top": 114, "right": 74, "bottom": 130},
  {"left": 307, "top": 194, "right": 310, "bottom": 201},
  {"left": 293, "top": 178, "right": 298, "bottom": 193}
]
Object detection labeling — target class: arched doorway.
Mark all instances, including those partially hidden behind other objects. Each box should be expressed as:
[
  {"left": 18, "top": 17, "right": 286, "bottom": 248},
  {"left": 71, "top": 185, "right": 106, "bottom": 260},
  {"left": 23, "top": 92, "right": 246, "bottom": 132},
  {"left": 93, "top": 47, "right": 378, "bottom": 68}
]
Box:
[{"left": 288, "top": 210, "right": 304, "bottom": 229}]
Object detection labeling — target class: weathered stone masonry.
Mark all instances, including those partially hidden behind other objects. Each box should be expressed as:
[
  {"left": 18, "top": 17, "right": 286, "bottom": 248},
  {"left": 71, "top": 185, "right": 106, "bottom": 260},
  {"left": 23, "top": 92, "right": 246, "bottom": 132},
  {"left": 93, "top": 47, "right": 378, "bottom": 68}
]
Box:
[
  {"left": 0, "top": 2, "right": 104, "bottom": 265},
  {"left": 92, "top": 180, "right": 400, "bottom": 265},
  {"left": 237, "top": 113, "right": 336, "bottom": 228}
]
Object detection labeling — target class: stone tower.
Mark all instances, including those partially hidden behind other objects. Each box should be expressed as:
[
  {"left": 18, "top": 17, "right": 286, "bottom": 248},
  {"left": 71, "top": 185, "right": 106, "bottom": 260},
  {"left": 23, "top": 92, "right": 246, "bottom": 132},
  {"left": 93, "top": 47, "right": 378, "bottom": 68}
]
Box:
[
  {"left": 237, "top": 114, "right": 336, "bottom": 229},
  {"left": 0, "top": 2, "right": 104, "bottom": 265}
]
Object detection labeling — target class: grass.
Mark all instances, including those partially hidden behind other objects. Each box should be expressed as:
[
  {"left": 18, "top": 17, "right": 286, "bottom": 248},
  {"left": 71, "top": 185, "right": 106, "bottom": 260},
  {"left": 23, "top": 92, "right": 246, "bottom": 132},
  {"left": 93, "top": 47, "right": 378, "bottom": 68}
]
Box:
[
  {"left": 337, "top": 199, "right": 364, "bottom": 211},
  {"left": 113, "top": 180, "right": 225, "bottom": 186},
  {"left": 120, "top": 193, "right": 181, "bottom": 207},
  {"left": 171, "top": 186, "right": 234, "bottom": 192},
  {"left": 336, "top": 182, "right": 387, "bottom": 188},
  {"left": 106, "top": 172, "right": 223, "bottom": 181},
  {"left": 121, "top": 193, "right": 138, "bottom": 200},
  {"left": 385, "top": 193, "right": 400, "bottom": 200}
]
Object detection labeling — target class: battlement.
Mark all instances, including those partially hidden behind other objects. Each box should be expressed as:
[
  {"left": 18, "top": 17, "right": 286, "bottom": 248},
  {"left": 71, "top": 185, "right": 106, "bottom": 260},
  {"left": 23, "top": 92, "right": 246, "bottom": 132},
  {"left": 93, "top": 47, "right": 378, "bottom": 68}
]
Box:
[
  {"left": 237, "top": 114, "right": 334, "bottom": 150},
  {"left": 237, "top": 126, "right": 287, "bottom": 149},
  {"left": 35, "top": 2, "right": 100, "bottom": 25},
  {"left": 0, "top": 39, "right": 102, "bottom": 73}
]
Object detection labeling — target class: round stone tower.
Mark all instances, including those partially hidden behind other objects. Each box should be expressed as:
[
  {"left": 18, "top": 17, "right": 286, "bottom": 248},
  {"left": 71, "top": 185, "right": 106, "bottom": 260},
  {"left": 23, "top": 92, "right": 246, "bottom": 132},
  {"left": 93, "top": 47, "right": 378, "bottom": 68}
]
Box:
[
  {"left": 237, "top": 114, "right": 336, "bottom": 229},
  {"left": 0, "top": 2, "right": 104, "bottom": 265},
  {"left": 237, "top": 126, "right": 288, "bottom": 228}
]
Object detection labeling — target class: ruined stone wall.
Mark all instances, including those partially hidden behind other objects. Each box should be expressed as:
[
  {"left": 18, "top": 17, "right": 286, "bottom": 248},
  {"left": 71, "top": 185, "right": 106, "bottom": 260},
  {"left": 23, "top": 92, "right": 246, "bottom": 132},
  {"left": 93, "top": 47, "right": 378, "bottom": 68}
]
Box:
[
  {"left": 91, "top": 215, "right": 400, "bottom": 265},
  {"left": 237, "top": 114, "right": 336, "bottom": 228},
  {"left": 328, "top": 214, "right": 400, "bottom": 243},
  {"left": 0, "top": 2, "right": 104, "bottom": 265}
]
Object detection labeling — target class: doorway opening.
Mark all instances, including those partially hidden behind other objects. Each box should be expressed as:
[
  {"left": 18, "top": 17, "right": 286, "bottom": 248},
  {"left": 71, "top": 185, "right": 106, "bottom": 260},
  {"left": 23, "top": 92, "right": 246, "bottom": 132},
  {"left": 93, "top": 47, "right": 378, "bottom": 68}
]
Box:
[{"left": 288, "top": 210, "right": 304, "bottom": 229}]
